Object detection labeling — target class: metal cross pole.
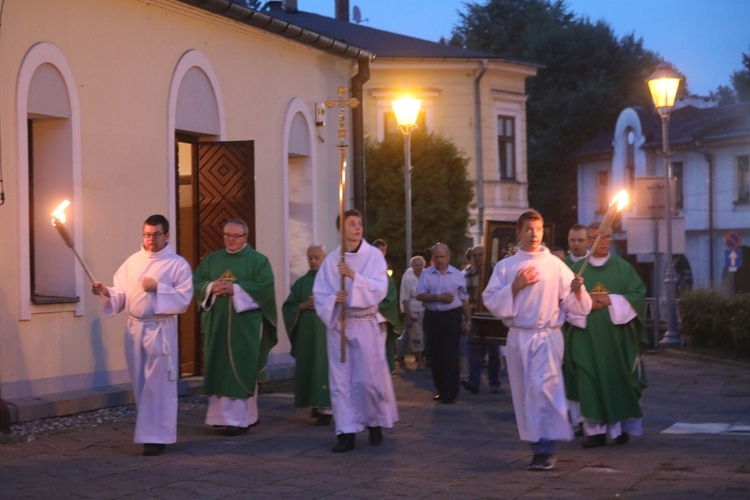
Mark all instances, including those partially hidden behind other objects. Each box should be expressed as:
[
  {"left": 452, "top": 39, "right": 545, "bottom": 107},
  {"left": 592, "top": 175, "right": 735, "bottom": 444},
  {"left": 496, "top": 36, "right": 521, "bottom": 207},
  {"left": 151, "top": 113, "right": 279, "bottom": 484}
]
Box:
[{"left": 325, "top": 86, "right": 360, "bottom": 363}]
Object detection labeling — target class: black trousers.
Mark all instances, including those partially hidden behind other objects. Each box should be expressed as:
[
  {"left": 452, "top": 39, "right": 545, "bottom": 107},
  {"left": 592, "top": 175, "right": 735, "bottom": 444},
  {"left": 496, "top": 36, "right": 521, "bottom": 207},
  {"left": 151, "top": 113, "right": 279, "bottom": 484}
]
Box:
[{"left": 424, "top": 307, "right": 462, "bottom": 401}]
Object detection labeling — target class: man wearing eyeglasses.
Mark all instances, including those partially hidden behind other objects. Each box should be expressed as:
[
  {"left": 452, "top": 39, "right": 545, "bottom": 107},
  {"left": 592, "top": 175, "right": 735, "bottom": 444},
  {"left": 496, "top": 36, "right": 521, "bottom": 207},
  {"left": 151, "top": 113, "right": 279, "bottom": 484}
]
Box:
[
  {"left": 91, "top": 214, "right": 194, "bottom": 457},
  {"left": 565, "top": 221, "right": 648, "bottom": 449},
  {"left": 193, "top": 219, "right": 277, "bottom": 437}
]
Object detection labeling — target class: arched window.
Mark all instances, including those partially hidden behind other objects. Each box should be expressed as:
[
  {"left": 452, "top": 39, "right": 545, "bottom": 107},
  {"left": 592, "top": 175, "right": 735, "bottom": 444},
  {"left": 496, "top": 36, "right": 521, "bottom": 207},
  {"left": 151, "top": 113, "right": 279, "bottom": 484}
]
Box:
[
  {"left": 17, "top": 43, "right": 82, "bottom": 319},
  {"left": 625, "top": 128, "right": 635, "bottom": 191},
  {"left": 282, "top": 98, "right": 317, "bottom": 292}
]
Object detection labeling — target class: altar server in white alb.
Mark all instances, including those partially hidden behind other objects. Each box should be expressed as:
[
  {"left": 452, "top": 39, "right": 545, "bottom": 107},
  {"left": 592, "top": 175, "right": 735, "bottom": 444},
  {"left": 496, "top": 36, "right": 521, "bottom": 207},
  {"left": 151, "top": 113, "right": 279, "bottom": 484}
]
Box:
[
  {"left": 313, "top": 208, "right": 398, "bottom": 453},
  {"left": 482, "top": 209, "right": 591, "bottom": 472},
  {"left": 91, "top": 214, "right": 193, "bottom": 457}
]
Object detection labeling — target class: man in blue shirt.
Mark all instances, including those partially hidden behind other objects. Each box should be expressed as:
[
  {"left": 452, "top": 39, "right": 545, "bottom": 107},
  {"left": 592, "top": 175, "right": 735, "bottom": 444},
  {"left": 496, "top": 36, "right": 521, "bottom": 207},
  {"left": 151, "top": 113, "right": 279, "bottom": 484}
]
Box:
[{"left": 416, "top": 243, "right": 472, "bottom": 403}]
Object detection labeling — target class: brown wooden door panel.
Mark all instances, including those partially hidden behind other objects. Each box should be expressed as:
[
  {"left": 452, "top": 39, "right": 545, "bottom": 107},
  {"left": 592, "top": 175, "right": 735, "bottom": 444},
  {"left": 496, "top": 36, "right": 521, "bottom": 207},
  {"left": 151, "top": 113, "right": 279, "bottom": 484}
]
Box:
[
  {"left": 177, "top": 139, "right": 255, "bottom": 377},
  {"left": 197, "top": 141, "right": 256, "bottom": 258}
]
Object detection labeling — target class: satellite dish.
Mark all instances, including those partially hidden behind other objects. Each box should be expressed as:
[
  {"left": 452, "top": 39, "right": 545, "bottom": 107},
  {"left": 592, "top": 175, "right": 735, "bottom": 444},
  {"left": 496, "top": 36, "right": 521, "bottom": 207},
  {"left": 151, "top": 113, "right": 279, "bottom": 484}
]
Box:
[{"left": 352, "top": 5, "right": 369, "bottom": 24}]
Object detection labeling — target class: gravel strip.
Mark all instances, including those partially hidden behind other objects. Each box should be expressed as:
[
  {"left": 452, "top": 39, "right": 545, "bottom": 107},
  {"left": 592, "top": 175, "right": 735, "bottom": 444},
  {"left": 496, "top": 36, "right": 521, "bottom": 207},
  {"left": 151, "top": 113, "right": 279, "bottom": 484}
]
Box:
[{"left": 1, "top": 397, "right": 208, "bottom": 445}]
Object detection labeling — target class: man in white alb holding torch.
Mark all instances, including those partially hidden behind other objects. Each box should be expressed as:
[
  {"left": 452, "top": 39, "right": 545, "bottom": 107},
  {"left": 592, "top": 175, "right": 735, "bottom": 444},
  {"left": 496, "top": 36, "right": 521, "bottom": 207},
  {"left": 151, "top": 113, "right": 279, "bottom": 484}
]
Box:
[
  {"left": 482, "top": 210, "right": 591, "bottom": 471},
  {"left": 91, "top": 214, "right": 193, "bottom": 457}
]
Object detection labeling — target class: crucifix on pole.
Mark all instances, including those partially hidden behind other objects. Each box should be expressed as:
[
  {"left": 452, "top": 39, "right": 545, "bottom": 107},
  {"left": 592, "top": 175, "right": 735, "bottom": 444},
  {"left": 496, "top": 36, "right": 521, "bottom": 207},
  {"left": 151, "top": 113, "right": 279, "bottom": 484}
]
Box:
[{"left": 325, "top": 86, "right": 360, "bottom": 363}]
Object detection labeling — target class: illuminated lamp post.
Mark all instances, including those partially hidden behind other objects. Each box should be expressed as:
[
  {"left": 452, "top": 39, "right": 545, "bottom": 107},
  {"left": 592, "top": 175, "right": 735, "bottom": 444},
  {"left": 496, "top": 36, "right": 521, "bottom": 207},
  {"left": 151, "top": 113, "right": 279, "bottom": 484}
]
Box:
[
  {"left": 391, "top": 96, "right": 422, "bottom": 268},
  {"left": 647, "top": 61, "right": 682, "bottom": 347}
]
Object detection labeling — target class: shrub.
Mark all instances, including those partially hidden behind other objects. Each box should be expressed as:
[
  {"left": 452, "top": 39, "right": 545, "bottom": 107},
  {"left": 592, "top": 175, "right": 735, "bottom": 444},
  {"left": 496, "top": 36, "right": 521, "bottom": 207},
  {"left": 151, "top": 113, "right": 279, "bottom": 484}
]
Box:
[
  {"left": 728, "top": 294, "right": 750, "bottom": 360},
  {"left": 679, "top": 289, "right": 728, "bottom": 348}
]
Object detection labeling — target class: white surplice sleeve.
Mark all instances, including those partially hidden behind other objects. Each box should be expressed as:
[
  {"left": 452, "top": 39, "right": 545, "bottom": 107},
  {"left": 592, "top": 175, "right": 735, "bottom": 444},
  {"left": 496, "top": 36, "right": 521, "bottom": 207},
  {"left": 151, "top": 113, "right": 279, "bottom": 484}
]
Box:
[
  {"left": 482, "top": 264, "right": 515, "bottom": 321},
  {"left": 607, "top": 294, "right": 637, "bottom": 325},
  {"left": 347, "top": 264, "right": 387, "bottom": 309},
  {"left": 232, "top": 284, "right": 260, "bottom": 313},
  {"left": 102, "top": 262, "right": 129, "bottom": 318},
  {"left": 153, "top": 259, "right": 194, "bottom": 315},
  {"left": 102, "top": 286, "right": 126, "bottom": 318},
  {"left": 313, "top": 255, "right": 342, "bottom": 330}
]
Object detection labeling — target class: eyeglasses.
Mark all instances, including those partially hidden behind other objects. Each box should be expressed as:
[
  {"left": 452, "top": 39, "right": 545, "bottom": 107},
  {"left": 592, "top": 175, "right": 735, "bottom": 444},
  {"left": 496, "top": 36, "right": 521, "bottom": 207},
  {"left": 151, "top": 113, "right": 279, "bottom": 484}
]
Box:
[
  {"left": 143, "top": 232, "right": 165, "bottom": 239},
  {"left": 223, "top": 233, "right": 247, "bottom": 239}
]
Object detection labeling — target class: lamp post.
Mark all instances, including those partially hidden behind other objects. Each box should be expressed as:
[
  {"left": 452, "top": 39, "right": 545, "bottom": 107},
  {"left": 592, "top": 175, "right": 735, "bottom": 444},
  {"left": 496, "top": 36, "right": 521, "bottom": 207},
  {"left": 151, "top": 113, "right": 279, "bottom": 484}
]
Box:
[
  {"left": 391, "top": 96, "right": 422, "bottom": 268},
  {"left": 647, "top": 61, "right": 682, "bottom": 347}
]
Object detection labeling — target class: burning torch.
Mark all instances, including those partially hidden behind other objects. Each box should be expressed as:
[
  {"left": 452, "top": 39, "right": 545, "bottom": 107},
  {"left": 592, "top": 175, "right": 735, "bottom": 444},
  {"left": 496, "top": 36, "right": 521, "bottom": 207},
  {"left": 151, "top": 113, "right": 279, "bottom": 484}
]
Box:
[
  {"left": 577, "top": 189, "right": 630, "bottom": 276},
  {"left": 51, "top": 200, "right": 97, "bottom": 284}
]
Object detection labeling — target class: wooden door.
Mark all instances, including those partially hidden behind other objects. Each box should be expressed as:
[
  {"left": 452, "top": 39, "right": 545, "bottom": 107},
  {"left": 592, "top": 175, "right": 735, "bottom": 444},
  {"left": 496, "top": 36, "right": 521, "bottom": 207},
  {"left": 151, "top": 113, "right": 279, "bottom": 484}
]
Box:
[
  {"left": 197, "top": 141, "right": 256, "bottom": 257},
  {"left": 177, "top": 139, "right": 255, "bottom": 376}
]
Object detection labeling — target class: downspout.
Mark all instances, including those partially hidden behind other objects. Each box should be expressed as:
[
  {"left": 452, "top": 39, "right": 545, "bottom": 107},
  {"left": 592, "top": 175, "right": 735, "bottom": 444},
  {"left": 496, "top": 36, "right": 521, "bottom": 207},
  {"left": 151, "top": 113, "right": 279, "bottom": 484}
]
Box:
[
  {"left": 705, "top": 152, "right": 715, "bottom": 288},
  {"left": 351, "top": 56, "right": 370, "bottom": 225},
  {"left": 474, "top": 60, "right": 488, "bottom": 241}
]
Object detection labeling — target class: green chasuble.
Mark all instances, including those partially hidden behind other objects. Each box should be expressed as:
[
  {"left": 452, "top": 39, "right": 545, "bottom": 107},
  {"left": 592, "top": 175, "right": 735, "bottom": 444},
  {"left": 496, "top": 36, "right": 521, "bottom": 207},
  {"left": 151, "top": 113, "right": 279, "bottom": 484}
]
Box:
[
  {"left": 282, "top": 270, "right": 331, "bottom": 408},
  {"left": 194, "top": 245, "right": 278, "bottom": 399},
  {"left": 379, "top": 274, "right": 402, "bottom": 373},
  {"left": 566, "top": 255, "right": 649, "bottom": 425}
]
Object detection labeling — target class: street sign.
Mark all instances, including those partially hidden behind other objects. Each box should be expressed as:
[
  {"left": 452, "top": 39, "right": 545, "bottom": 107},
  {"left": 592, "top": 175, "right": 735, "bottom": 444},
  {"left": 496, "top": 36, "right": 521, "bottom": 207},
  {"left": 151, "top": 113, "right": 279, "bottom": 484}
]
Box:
[
  {"left": 725, "top": 249, "right": 742, "bottom": 272},
  {"left": 724, "top": 231, "right": 742, "bottom": 250}
]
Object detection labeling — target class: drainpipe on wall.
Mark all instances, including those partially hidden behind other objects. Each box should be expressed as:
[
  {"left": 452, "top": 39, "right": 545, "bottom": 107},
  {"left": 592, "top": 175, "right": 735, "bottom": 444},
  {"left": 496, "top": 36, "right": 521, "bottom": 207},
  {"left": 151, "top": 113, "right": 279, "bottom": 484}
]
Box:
[
  {"left": 474, "top": 60, "right": 488, "bottom": 241},
  {"left": 704, "top": 151, "right": 715, "bottom": 288},
  {"left": 351, "top": 55, "right": 371, "bottom": 223}
]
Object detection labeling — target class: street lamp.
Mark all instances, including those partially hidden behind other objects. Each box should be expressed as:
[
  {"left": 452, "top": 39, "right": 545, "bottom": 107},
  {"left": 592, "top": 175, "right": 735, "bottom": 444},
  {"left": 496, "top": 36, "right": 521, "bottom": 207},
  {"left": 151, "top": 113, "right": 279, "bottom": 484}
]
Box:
[
  {"left": 391, "top": 96, "right": 422, "bottom": 267},
  {"left": 647, "top": 61, "right": 682, "bottom": 347}
]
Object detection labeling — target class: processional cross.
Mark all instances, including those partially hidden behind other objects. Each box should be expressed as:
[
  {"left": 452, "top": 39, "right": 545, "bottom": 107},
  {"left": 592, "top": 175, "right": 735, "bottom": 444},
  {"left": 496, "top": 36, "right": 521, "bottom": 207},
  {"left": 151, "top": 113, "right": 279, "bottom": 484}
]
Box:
[{"left": 325, "top": 86, "right": 359, "bottom": 363}]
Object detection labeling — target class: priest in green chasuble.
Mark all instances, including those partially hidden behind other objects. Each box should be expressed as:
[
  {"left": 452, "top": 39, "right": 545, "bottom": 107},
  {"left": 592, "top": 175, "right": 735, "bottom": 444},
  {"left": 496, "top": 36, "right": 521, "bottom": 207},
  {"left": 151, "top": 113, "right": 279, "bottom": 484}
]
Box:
[
  {"left": 282, "top": 244, "right": 333, "bottom": 425},
  {"left": 194, "top": 219, "right": 277, "bottom": 436},
  {"left": 565, "top": 221, "right": 649, "bottom": 448},
  {"left": 372, "top": 239, "right": 402, "bottom": 373}
]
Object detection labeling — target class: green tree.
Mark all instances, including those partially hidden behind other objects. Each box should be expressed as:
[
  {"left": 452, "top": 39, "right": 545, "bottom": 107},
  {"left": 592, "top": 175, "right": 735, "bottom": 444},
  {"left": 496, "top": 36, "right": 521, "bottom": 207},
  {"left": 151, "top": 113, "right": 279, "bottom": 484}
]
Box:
[
  {"left": 711, "top": 84, "right": 738, "bottom": 106},
  {"left": 365, "top": 132, "right": 472, "bottom": 278},
  {"left": 450, "top": 0, "right": 659, "bottom": 243},
  {"left": 731, "top": 46, "right": 750, "bottom": 103}
]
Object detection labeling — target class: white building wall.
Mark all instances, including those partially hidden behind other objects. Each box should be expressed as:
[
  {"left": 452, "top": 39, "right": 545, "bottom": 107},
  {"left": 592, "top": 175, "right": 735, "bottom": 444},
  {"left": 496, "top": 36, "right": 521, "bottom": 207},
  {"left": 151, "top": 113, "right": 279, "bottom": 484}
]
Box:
[
  {"left": 577, "top": 106, "right": 750, "bottom": 293},
  {"left": 0, "top": 0, "right": 355, "bottom": 399}
]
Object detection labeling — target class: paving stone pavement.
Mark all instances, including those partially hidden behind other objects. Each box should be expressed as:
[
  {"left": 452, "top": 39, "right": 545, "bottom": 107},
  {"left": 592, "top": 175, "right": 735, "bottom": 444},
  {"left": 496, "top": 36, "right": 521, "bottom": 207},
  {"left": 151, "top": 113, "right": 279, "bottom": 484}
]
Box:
[{"left": 1, "top": 349, "right": 749, "bottom": 499}]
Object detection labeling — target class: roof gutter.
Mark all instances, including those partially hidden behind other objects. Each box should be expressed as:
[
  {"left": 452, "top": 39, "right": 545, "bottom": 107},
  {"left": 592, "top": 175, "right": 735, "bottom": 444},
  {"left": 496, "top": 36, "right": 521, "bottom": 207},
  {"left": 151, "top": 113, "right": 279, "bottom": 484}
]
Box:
[{"left": 178, "top": 0, "right": 374, "bottom": 61}]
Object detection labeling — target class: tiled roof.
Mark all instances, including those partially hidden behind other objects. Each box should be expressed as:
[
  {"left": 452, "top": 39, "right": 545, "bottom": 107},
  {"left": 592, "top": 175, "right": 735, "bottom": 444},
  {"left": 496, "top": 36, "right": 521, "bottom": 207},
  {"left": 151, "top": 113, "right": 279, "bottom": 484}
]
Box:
[
  {"left": 262, "top": 3, "right": 539, "bottom": 66},
  {"left": 573, "top": 102, "right": 750, "bottom": 159}
]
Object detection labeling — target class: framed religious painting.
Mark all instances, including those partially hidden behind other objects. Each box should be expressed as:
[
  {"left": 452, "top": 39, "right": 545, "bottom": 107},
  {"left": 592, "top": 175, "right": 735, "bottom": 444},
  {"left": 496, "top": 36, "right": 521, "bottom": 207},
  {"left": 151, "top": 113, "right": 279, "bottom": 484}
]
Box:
[{"left": 471, "top": 219, "right": 555, "bottom": 345}]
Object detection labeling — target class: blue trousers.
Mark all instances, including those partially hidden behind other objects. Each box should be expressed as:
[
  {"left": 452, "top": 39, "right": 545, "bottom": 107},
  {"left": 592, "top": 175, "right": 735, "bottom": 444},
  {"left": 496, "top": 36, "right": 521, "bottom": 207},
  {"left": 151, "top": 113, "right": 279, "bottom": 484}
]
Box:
[{"left": 468, "top": 340, "right": 500, "bottom": 388}]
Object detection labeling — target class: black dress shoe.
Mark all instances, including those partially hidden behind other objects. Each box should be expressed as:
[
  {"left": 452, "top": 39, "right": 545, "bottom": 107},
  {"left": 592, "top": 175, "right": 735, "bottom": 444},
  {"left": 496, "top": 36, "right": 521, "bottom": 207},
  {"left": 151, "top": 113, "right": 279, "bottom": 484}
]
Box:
[
  {"left": 615, "top": 432, "right": 629, "bottom": 445},
  {"left": 367, "top": 426, "right": 383, "bottom": 446},
  {"left": 142, "top": 443, "right": 166, "bottom": 456},
  {"left": 582, "top": 434, "right": 607, "bottom": 448},
  {"left": 223, "top": 425, "right": 250, "bottom": 436},
  {"left": 464, "top": 381, "right": 479, "bottom": 394},
  {"left": 331, "top": 433, "right": 355, "bottom": 453},
  {"left": 315, "top": 414, "right": 333, "bottom": 426}
]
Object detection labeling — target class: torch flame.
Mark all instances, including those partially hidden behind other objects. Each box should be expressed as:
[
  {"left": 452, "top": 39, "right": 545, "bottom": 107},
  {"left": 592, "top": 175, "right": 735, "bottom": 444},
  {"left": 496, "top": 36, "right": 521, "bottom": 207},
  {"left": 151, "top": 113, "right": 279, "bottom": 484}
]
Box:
[
  {"left": 610, "top": 189, "right": 629, "bottom": 212},
  {"left": 51, "top": 200, "right": 71, "bottom": 225}
]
